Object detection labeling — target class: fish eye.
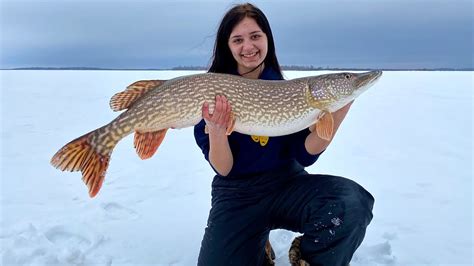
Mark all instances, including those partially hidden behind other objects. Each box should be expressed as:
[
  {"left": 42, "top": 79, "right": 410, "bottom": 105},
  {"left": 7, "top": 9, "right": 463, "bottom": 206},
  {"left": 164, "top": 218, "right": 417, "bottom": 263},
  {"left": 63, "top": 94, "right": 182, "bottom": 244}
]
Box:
[{"left": 345, "top": 74, "right": 351, "bottom": 79}]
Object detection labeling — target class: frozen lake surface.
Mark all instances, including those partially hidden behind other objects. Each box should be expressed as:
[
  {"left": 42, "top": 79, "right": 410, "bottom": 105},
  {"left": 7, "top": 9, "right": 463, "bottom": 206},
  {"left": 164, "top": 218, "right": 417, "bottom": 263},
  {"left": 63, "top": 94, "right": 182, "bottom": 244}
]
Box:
[{"left": 1, "top": 70, "right": 472, "bottom": 265}]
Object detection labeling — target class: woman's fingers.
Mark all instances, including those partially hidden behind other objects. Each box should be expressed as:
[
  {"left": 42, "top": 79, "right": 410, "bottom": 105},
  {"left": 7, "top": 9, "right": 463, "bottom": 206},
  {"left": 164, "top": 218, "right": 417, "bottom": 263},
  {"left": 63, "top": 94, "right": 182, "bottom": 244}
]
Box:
[
  {"left": 214, "top": 95, "right": 228, "bottom": 124},
  {"left": 214, "top": 95, "right": 222, "bottom": 118},
  {"left": 223, "top": 98, "right": 231, "bottom": 125},
  {"left": 221, "top": 96, "right": 232, "bottom": 126},
  {"left": 202, "top": 101, "right": 211, "bottom": 121},
  {"left": 203, "top": 95, "right": 232, "bottom": 128}
]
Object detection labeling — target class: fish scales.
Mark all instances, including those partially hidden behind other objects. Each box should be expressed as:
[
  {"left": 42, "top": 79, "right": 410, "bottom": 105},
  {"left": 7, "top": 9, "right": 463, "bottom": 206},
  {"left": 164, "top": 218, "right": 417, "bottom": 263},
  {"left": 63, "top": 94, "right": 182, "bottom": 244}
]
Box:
[{"left": 115, "top": 73, "right": 312, "bottom": 135}]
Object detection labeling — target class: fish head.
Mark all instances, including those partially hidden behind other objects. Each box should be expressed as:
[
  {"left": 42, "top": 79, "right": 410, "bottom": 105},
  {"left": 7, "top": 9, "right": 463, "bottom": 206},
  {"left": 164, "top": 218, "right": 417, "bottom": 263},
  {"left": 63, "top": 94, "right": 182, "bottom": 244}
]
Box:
[{"left": 307, "top": 70, "right": 382, "bottom": 112}]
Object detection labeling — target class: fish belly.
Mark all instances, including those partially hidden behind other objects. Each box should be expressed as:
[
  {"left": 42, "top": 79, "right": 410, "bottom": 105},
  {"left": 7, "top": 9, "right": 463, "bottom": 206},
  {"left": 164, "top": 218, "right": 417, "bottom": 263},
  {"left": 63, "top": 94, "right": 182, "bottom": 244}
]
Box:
[{"left": 235, "top": 109, "right": 321, "bottom": 136}]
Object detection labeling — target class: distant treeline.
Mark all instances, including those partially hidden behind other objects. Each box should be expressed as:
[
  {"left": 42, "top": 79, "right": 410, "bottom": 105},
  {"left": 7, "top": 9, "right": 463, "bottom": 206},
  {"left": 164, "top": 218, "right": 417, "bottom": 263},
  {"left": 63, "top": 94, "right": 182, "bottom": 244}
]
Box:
[
  {"left": 171, "top": 65, "right": 474, "bottom": 71},
  {"left": 5, "top": 66, "right": 474, "bottom": 71}
]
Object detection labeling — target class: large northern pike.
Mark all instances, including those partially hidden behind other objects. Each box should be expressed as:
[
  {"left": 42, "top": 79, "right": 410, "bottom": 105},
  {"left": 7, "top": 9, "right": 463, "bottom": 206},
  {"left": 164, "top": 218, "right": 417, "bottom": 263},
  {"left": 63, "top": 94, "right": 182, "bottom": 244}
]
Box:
[{"left": 51, "top": 71, "right": 382, "bottom": 197}]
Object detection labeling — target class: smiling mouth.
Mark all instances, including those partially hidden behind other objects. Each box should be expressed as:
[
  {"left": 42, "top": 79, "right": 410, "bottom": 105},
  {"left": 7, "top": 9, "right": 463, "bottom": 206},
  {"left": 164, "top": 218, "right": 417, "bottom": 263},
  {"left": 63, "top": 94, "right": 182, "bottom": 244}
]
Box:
[{"left": 242, "top": 52, "right": 258, "bottom": 58}]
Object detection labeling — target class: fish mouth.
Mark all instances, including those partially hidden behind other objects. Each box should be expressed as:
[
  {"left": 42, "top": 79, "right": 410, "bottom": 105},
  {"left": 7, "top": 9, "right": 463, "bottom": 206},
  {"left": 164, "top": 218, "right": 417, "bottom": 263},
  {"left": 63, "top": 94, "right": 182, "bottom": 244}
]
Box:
[{"left": 354, "top": 70, "right": 382, "bottom": 89}]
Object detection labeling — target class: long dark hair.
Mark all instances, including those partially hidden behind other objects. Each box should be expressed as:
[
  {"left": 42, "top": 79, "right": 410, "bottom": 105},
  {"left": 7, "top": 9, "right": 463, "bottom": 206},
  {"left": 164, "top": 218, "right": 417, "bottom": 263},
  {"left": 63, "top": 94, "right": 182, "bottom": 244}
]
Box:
[{"left": 208, "top": 3, "right": 283, "bottom": 79}]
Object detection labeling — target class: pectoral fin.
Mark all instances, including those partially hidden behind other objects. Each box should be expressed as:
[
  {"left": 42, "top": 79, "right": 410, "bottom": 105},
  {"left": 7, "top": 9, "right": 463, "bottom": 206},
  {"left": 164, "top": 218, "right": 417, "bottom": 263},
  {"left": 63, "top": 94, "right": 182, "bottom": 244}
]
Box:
[
  {"left": 315, "top": 111, "right": 334, "bottom": 141},
  {"left": 134, "top": 129, "right": 168, "bottom": 159}
]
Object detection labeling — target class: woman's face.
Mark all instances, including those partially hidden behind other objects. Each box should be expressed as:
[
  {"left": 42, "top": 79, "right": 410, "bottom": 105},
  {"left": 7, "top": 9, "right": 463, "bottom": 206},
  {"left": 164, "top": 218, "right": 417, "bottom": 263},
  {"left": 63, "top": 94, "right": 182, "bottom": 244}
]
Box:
[{"left": 228, "top": 17, "right": 268, "bottom": 75}]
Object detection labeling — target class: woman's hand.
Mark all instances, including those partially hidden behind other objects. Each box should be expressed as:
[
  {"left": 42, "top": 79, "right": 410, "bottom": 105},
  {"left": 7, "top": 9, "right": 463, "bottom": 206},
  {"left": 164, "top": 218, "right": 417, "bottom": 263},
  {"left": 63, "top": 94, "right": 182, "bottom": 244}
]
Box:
[
  {"left": 202, "top": 95, "right": 233, "bottom": 136},
  {"left": 305, "top": 100, "right": 354, "bottom": 155},
  {"left": 331, "top": 100, "right": 353, "bottom": 124},
  {"left": 202, "top": 95, "right": 234, "bottom": 176}
]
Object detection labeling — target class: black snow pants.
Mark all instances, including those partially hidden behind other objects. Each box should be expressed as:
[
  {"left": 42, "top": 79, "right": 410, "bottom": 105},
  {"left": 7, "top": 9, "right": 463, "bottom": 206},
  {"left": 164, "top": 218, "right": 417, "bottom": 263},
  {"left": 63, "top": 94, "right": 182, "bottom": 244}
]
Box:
[{"left": 197, "top": 161, "right": 374, "bottom": 266}]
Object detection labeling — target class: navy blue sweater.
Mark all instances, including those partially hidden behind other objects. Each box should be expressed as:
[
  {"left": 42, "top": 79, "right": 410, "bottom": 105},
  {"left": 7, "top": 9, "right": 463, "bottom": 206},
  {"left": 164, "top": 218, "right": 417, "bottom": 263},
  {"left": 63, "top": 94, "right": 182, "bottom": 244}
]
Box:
[{"left": 194, "top": 67, "right": 322, "bottom": 177}]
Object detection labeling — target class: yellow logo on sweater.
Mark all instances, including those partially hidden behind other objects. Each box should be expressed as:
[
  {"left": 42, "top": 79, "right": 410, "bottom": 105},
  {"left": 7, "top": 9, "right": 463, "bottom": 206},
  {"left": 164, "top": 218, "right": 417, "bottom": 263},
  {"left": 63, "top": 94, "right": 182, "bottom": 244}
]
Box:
[{"left": 251, "top": 135, "right": 269, "bottom": 146}]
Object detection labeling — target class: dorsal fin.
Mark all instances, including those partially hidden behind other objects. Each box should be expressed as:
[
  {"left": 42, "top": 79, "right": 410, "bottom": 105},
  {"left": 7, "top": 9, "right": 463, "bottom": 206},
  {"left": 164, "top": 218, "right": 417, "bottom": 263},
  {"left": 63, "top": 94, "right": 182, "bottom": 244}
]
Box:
[{"left": 110, "top": 80, "right": 167, "bottom": 111}]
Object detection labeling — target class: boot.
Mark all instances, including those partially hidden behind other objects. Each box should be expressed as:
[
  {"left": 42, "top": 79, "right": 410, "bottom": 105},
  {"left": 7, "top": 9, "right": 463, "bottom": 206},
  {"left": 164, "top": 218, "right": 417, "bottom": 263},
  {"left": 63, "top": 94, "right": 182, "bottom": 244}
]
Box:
[
  {"left": 263, "top": 239, "right": 276, "bottom": 265},
  {"left": 289, "top": 236, "right": 310, "bottom": 266}
]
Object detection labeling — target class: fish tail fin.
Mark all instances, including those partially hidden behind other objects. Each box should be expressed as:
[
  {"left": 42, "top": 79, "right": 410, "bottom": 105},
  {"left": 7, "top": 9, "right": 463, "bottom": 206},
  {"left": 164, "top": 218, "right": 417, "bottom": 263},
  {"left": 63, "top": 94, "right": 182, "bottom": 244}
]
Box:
[{"left": 51, "top": 129, "right": 114, "bottom": 198}]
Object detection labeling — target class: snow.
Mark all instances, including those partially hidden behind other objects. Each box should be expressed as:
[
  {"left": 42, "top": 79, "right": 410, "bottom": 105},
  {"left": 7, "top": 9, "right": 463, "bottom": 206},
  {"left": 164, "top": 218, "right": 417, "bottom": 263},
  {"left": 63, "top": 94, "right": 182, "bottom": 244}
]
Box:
[{"left": 1, "top": 70, "right": 472, "bottom": 265}]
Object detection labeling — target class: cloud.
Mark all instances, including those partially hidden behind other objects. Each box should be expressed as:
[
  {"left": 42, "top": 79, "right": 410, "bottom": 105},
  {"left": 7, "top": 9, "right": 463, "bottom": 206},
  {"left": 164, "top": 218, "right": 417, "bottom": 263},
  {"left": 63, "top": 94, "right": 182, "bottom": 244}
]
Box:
[{"left": 1, "top": 0, "right": 472, "bottom": 68}]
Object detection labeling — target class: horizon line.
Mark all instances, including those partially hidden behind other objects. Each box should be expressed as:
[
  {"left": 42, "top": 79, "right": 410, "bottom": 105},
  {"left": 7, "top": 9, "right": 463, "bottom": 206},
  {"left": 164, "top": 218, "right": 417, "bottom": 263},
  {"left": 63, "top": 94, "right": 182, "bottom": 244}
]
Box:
[{"left": 3, "top": 66, "right": 474, "bottom": 71}]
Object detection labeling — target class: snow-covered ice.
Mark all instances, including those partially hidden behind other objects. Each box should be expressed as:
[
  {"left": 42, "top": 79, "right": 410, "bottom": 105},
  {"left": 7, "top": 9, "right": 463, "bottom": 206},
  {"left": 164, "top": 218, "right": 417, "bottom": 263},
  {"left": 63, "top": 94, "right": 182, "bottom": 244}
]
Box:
[{"left": 1, "top": 70, "right": 472, "bottom": 265}]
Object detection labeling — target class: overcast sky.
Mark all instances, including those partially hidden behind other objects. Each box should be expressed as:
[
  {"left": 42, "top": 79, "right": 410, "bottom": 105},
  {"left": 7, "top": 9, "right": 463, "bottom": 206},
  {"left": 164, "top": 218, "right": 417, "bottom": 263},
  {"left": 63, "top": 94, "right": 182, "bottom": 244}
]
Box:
[{"left": 1, "top": 0, "right": 472, "bottom": 69}]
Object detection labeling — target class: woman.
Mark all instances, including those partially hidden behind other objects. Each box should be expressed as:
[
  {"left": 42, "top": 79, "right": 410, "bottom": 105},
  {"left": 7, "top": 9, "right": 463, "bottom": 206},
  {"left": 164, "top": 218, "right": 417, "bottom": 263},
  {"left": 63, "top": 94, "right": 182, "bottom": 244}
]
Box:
[{"left": 194, "top": 3, "right": 374, "bottom": 266}]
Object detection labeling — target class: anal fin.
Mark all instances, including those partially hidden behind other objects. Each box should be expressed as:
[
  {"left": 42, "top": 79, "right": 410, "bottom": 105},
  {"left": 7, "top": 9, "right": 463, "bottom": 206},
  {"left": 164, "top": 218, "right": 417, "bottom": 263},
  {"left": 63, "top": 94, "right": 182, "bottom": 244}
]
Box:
[{"left": 134, "top": 129, "right": 168, "bottom": 159}]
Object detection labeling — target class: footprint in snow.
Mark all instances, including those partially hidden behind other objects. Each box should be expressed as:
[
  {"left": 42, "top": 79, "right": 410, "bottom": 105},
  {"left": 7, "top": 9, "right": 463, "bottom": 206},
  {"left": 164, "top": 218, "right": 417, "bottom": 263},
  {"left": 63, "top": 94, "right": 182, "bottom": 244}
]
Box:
[
  {"left": 101, "top": 202, "right": 139, "bottom": 220},
  {"left": 1, "top": 223, "right": 109, "bottom": 265},
  {"left": 44, "top": 225, "right": 92, "bottom": 249},
  {"left": 352, "top": 240, "right": 397, "bottom": 265}
]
